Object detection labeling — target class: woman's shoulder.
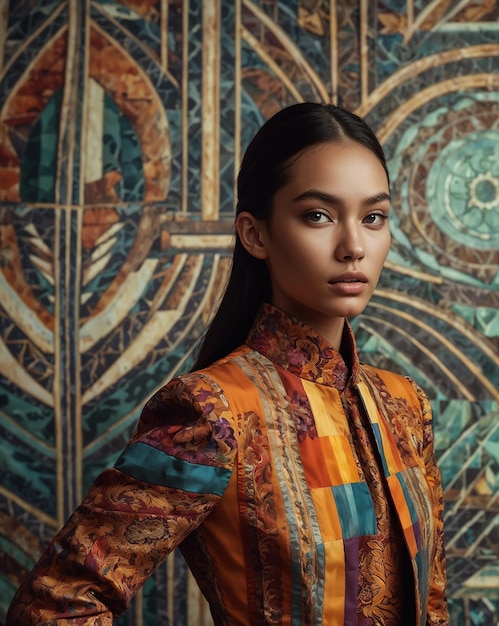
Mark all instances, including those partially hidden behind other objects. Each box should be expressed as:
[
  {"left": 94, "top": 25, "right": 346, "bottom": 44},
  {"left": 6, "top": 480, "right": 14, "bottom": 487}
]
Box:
[
  {"left": 116, "top": 367, "right": 240, "bottom": 494},
  {"left": 130, "top": 354, "right": 249, "bottom": 453}
]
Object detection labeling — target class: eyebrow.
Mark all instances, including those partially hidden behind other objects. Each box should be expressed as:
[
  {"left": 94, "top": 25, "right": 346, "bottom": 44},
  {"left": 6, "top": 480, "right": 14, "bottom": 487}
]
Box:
[{"left": 293, "top": 189, "right": 391, "bottom": 206}]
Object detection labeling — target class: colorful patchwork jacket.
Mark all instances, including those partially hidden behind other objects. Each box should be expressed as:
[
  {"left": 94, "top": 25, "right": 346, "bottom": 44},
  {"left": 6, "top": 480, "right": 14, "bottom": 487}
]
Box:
[{"left": 7, "top": 304, "right": 449, "bottom": 625}]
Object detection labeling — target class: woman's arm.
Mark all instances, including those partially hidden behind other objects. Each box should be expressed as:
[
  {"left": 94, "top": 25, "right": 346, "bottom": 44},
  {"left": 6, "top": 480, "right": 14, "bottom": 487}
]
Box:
[{"left": 7, "top": 374, "right": 238, "bottom": 625}]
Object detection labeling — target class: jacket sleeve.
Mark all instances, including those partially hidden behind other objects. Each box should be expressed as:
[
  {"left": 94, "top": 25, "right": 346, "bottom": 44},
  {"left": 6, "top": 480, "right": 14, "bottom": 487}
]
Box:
[
  {"left": 6, "top": 373, "right": 238, "bottom": 625},
  {"left": 409, "top": 379, "right": 449, "bottom": 626}
]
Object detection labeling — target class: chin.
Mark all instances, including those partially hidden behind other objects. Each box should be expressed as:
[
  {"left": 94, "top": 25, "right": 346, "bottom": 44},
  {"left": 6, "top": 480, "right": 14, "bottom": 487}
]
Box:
[{"left": 333, "top": 303, "right": 369, "bottom": 319}]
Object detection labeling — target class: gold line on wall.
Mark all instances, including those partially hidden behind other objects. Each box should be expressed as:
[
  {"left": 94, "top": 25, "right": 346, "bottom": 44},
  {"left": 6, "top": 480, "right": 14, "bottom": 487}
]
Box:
[
  {"left": 55, "top": 0, "right": 84, "bottom": 519},
  {"left": 376, "top": 289, "right": 499, "bottom": 369},
  {"left": 167, "top": 553, "right": 175, "bottom": 624},
  {"left": 63, "top": 209, "right": 75, "bottom": 509},
  {"left": 243, "top": 0, "right": 329, "bottom": 102},
  {"left": 241, "top": 28, "right": 304, "bottom": 102},
  {"left": 90, "top": 2, "right": 179, "bottom": 88},
  {"left": 182, "top": 0, "right": 190, "bottom": 213},
  {"left": 80, "top": 259, "right": 160, "bottom": 352},
  {"left": 55, "top": 5, "right": 78, "bottom": 206},
  {"left": 82, "top": 80, "right": 105, "bottom": 193},
  {"left": 81, "top": 254, "right": 205, "bottom": 404},
  {"left": 370, "top": 300, "right": 499, "bottom": 400},
  {"left": 53, "top": 209, "right": 64, "bottom": 526},
  {"left": 74, "top": 0, "right": 89, "bottom": 505},
  {"left": 329, "top": 0, "right": 338, "bottom": 104},
  {"left": 78, "top": 25, "right": 93, "bottom": 495},
  {"left": 82, "top": 406, "right": 143, "bottom": 455},
  {"left": 377, "top": 73, "right": 499, "bottom": 144},
  {"left": 0, "top": 485, "right": 58, "bottom": 529},
  {"left": 362, "top": 315, "right": 475, "bottom": 401},
  {"left": 407, "top": 0, "right": 414, "bottom": 30},
  {"left": 161, "top": 0, "right": 169, "bottom": 73},
  {"left": 359, "top": 0, "right": 368, "bottom": 104},
  {"left": 234, "top": 0, "right": 242, "bottom": 200},
  {"left": 134, "top": 588, "right": 144, "bottom": 626},
  {"left": 356, "top": 44, "right": 499, "bottom": 118},
  {"left": 81, "top": 308, "right": 183, "bottom": 403},
  {"left": 404, "top": 0, "right": 444, "bottom": 41},
  {"left": 81, "top": 7, "right": 91, "bottom": 207},
  {"left": 0, "top": 410, "right": 55, "bottom": 452},
  {"left": 463, "top": 512, "right": 497, "bottom": 558},
  {"left": 0, "top": 339, "right": 53, "bottom": 406},
  {"left": 74, "top": 208, "right": 84, "bottom": 503},
  {"left": 201, "top": 0, "right": 221, "bottom": 220},
  {"left": 0, "top": 0, "right": 8, "bottom": 74},
  {"left": 383, "top": 260, "right": 443, "bottom": 284},
  {"left": 0, "top": 2, "right": 66, "bottom": 83},
  {"left": 169, "top": 234, "right": 234, "bottom": 248},
  {"left": 0, "top": 272, "right": 54, "bottom": 350},
  {"left": 404, "top": 0, "right": 471, "bottom": 43},
  {"left": 440, "top": 416, "right": 499, "bottom": 517}
]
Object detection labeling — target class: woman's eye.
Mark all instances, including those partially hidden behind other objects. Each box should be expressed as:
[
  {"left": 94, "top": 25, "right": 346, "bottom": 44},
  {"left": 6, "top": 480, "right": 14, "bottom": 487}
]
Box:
[
  {"left": 305, "top": 210, "right": 329, "bottom": 223},
  {"left": 363, "top": 212, "right": 388, "bottom": 225}
]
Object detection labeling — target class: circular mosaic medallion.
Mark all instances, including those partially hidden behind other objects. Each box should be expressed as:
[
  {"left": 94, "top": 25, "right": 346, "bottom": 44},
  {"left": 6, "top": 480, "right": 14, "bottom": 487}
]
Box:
[
  {"left": 386, "top": 94, "right": 499, "bottom": 287},
  {"left": 428, "top": 131, "right": 499, "bottom": 249}
]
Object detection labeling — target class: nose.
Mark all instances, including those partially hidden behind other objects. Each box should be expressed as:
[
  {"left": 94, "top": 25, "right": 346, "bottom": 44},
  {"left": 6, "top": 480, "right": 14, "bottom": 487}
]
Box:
[{"left": 335, "top": 224, "right": 365, "bottom": 262}]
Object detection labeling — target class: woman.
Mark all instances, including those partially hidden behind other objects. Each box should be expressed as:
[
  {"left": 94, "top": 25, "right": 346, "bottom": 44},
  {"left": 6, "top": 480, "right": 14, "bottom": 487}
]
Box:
[{"left": 7, "top": 103, "right": 448, "bottom": 625}]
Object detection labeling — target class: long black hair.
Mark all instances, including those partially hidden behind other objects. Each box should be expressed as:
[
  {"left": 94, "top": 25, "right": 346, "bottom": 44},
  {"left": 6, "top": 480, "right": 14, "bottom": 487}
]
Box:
[{"left": 192, "top": 102, "right": 388, "bottom": 370}]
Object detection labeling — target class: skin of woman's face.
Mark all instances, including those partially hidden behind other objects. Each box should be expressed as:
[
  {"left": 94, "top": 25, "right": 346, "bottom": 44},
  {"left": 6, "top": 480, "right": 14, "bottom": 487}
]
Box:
[{"left": 237, "top": 140, "right": 392, "bottom": 348}]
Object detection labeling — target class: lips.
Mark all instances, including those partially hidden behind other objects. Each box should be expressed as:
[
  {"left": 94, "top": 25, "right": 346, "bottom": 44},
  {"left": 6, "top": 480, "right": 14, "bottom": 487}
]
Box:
[
  {"left": 328, "top": 272, "right": 369, "bottom": 296},
  {"left": 329, "top": 272, "right": 368, "bottom": 284}
]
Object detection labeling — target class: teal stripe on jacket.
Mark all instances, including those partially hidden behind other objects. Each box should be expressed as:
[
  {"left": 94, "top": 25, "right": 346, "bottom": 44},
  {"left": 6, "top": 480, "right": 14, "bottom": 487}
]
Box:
[{"left": 114, "top": 441, "right": 231, "bottom": 496}]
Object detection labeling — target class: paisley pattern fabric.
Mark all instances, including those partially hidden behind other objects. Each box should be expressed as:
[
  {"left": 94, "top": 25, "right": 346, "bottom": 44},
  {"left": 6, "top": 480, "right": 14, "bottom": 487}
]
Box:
[{"left": 7, "top": 304, "right": 448, "bottom": 626}]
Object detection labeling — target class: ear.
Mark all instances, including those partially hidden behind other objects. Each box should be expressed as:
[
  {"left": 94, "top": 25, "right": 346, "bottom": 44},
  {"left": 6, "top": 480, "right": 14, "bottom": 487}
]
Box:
[{"left": 235, "top": 212, "right": 269, "bottom": 260}]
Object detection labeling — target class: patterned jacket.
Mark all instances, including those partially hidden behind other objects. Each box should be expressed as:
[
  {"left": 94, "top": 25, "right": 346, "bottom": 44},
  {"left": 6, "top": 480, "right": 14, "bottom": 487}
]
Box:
[{"left": 7, "top": 304, "right": 448, "bottom": 625}]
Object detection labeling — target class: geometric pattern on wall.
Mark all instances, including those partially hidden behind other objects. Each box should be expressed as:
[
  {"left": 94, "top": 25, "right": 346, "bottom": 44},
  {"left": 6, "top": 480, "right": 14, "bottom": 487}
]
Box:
[{"left": 0, "top": 1, "right": 498, "bottom": 625}]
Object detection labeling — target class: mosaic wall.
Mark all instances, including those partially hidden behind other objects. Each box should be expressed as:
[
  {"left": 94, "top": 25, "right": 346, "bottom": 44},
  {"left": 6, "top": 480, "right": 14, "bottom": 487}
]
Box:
[{"left": 0, "top": 1, "right": 498, "bottom": 624}]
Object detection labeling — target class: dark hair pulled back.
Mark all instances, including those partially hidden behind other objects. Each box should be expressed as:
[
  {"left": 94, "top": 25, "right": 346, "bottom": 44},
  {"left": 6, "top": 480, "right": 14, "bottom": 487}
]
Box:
[{"left": 192, "top": 102, "right": 388, "bottom": 370}]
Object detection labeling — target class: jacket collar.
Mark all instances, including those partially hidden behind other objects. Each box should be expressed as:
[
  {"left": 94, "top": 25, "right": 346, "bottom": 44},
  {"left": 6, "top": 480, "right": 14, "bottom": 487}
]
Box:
[{"left": 246, "top": 303, "right": 359, "bottom": 391}]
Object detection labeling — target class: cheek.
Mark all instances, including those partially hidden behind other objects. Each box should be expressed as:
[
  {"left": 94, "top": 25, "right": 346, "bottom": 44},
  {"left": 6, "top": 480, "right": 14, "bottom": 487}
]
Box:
[
  {"left": 383, "top": 232, "right": 392, "bottom": 257},
  {"left": 372, "top": 230, "right": 391, "bottom": 257},
  {"left": 277, "top": 239, "right": 323, "bottom": 271},
  {"left": 376, "top": 238, "right": 391, "bottom": 271},
  {"left": 267, "top": 237, "right": 316, "bottom": 280}
]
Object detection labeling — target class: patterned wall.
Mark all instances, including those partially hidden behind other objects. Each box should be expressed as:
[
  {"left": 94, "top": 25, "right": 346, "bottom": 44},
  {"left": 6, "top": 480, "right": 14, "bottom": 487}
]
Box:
[{"left": 0, "top": 1, "right": 498, "bottom": 624}]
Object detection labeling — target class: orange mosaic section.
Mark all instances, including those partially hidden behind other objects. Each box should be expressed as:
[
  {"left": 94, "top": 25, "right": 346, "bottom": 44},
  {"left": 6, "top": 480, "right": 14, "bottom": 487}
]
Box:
[
  {"left": 0, "top": 33, "right": 67, "bottom": 202},
  {"left": 0, "top": 217, "right": 54, "bottom": 331},
  {"left": 82, "top": 208, "right": 120, "bottom": 251},
  {"left": 89, "top": 27, "right": 170, "bottom": 202}
]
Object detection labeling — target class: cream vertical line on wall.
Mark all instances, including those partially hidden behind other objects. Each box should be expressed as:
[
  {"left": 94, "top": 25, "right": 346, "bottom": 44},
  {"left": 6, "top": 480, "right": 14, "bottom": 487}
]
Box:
[
  {"left": 161, "top": 0, "right": 169, "bottom": 73},
  {"left": 167, "top": 552, "right": 175, "bottom": 624},
  {"left": 329, "top": 0, "right": 338, "bottom": 104},
  {"left": 54, "top": 0, "right": 79, "bottom": 525},
  {"left": 234, "top": 0, "right": 242, "bottom": 202},
  {"left": 73, "top": 0, "right": 92, "bottom": 505},
  {"left": 134, "top": 585, "right": 144, "bottom": 626},
  {"left": 360, "top": 0, "right": 369, "bottom": 105},
  {"left": 53, "top": 211, "right": 64, "bottom": 527},
  {"left": 55, "top": 6, "right": 78, "bottom": 205},
  {"left": 158, "top": 58, "right": 178, "bottom": 626},
  {"left": 201, "top": 0, "right": 221, "bottom": 220},
  {"left": 182, "top": 0, "right": 189, "bottom": 213},
  {"left": 407, "top": 0, "right": 414, "bottom": 30},
  {"left": 0, "top": 0, "right": 8, "bottom": 73}
]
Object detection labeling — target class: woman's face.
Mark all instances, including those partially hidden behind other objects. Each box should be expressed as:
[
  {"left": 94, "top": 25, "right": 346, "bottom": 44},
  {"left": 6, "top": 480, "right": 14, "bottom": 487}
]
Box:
[{"left": 258, "top": 140, "right": 391, "bottom": 345}]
